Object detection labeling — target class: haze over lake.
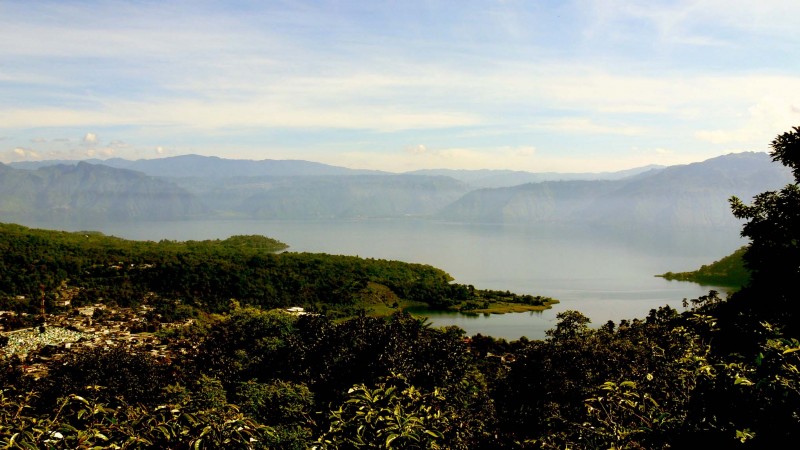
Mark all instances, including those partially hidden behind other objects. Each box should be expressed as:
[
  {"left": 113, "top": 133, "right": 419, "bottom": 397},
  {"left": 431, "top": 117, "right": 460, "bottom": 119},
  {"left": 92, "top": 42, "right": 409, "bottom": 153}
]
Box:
[{"left": 87, "top": 218, "right": 743, "bottom": 340}]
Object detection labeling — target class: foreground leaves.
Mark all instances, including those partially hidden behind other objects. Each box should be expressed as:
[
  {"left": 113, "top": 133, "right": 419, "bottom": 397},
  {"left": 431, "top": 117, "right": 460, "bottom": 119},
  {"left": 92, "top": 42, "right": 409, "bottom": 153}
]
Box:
[{"left": 0, "top": 389, "right": 274, "bottom": 449}]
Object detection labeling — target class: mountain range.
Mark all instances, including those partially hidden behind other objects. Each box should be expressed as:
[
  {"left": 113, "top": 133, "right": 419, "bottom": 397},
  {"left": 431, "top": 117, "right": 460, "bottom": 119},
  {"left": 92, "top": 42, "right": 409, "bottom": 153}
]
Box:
[
  {"left": 0, "top": 161, "right": 206, "bottom": 224},
  {"left": 2, "top": 152, "right": 792, "bottom": 230},
  {"left": 439, "top": 152, "right": 789, "bottom": 229},
  {"left": 407, "top": 165, "right": 663, "bottom": 188},
  {"left": 8, "top": 155, "right": 384, "bottom": 178}
]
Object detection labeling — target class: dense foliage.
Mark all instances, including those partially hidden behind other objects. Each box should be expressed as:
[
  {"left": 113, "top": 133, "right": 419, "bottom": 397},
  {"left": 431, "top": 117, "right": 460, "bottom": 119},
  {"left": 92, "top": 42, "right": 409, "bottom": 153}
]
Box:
[
  {"left": 657, "top": 245, "right": 750, "bottom": 288},
  {"left": 2, "top": 126, "right": 800, "bottom": 448},
  {"left": 727, "top": 127, "right": 800, "bottom": 335},
  {"left": 0, "top": 224, "right": 536, "bottom": 319}
]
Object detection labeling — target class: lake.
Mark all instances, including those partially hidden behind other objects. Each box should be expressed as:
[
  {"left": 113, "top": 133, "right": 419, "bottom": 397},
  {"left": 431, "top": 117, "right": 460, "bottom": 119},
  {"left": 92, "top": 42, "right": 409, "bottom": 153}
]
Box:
[{"left": 92, "top": 218, "right": 745, "bottom": 340}]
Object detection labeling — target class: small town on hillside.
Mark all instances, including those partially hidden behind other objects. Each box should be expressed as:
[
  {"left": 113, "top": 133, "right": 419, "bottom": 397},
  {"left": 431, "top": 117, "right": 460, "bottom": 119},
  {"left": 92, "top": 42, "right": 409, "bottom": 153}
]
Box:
[{"left": 0, "top": 299, "right": 315, "bottom": 379}]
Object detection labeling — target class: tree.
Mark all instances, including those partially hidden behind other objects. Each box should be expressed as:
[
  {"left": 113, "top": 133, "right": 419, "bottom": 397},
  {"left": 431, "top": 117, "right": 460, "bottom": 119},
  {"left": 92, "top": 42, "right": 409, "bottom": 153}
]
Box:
[
  {"left": 546, "top": 310, "right": 591, "bottom": 341},
  {"left": 728, "top": 126, "right": 800, "bottom": 333},
  {"left": 234, "top": 380, "right": 315, "bottom": 449},
  {"left": 316, "top": 374, "right": 451, "bottom": 450},
  {"left": 40, "top": 345, "right": 171, "bottom": 409}
]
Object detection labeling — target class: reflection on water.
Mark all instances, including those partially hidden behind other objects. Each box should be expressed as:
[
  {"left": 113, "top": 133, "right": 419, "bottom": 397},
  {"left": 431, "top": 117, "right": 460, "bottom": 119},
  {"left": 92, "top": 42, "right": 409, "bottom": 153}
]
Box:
[
  {"left": 406, "top": 307, "right": 556, "bottom": 341},
  {"left": 86, "top": 218, "right": 743, "bottom": 340}
]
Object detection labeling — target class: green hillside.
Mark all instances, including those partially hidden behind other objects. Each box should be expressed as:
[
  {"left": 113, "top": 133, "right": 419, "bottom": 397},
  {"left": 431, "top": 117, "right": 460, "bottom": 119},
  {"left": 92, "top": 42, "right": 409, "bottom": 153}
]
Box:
[
  {"left": 0, "top": 222, "right": 555, "bottom": 319},
  {"left": 657, "top": 246, "right": 750, "bottom": 289}
]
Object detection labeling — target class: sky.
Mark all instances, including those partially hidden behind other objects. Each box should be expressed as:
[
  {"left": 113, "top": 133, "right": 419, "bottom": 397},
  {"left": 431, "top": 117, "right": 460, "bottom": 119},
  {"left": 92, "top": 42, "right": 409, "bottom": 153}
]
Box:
[{"left": 2, "top": 0, "right": 800, "bottom": 173}]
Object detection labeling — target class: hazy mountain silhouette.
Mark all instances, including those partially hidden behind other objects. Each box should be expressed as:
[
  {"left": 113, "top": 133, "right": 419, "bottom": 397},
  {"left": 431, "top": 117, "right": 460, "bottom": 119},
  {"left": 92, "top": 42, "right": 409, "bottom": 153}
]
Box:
[
  {"left": 437, "top": 152, "right": 791, "bottom": 229},
  {"left": 235, "top": 175, "right": 470, "bottom": 219},
  {"left": 0, "top": 162, "right": 206, "bottom": 225},
  {"left": 4, "top": 152, "right": 788, "bottom": 229},
  {"left": 407, "top": 165, "right": 664, "bottom": 188},
  {"left": 11, "top": 154, "right": 385, "bottom": 177}
]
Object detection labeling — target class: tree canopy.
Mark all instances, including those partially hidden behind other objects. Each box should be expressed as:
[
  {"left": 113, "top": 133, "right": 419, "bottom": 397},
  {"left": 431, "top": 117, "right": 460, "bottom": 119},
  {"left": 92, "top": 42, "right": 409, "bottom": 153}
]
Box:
[{"left": 728, "top": 126, "right": 800, "bottom": 334}]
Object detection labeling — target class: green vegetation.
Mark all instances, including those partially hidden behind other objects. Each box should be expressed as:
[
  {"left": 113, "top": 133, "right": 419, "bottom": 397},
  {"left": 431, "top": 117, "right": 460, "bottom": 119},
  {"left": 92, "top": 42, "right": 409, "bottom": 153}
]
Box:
[
  {"left": 0, "top": 222, "right": 556, "bottom": 322},
  {"left": 657, "top": 245, "right": 750, "bottom": 288},
  {"left": 2, "top": 127, "right": 800, "bottom": 448},
  {"left": 460, "top": 301, "right": 555, "bottom": 314}
]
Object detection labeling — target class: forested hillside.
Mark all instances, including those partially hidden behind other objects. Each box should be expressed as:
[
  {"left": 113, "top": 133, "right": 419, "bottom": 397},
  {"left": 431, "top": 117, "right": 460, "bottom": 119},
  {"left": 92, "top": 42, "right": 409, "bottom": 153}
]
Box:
[
  {"left": 658, "top": 246, "right": 750, "bottom": 288},
  {"left": 0, "top": 223, "right": 554, "bottom": 321}
]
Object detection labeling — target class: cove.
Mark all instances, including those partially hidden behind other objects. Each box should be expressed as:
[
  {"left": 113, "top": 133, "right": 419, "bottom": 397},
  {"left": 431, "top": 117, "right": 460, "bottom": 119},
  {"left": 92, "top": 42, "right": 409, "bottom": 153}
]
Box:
[{"left": 94, "top": 218, "right": 743, "bottom": 340}]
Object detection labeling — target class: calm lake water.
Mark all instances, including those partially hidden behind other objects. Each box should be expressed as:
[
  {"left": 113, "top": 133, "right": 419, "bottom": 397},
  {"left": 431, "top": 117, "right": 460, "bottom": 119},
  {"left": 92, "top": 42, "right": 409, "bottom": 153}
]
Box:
[{"left": 91, "top": 218, "right": 745, "bottom": 340}]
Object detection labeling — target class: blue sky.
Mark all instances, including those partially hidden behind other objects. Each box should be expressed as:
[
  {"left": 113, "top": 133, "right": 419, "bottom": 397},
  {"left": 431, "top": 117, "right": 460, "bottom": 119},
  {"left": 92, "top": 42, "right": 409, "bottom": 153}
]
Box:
[{"left": 2, "top": 0, "right": 800, "bottom": 172}]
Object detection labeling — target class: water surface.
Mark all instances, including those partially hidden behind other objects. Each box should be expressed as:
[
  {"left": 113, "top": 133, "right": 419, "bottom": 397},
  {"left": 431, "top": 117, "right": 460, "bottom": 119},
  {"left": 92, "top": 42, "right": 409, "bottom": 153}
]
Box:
[{"left": 94, "top": 218, "right": 744, "bottom": 340}]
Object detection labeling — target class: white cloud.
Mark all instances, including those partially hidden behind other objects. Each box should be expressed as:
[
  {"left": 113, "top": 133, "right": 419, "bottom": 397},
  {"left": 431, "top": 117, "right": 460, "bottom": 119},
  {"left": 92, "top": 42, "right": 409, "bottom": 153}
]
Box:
[
  {"left": 406, "top": 144, "right": 428, "bottom": 155},
  {"left": 336, "top": 145, "right": 539, "bottom": 172},
  {"left": 514, "top": 146, "right": 536, "bottom": 157},
  {"left": 3, "top": 1, "right": 800, "bottom": 170},
  {"left": 11, "top": 147, "right": 40, "bottom": 160},
  {"left": 85, "top": 147, "right": 114, "bottom": 158},
  {"left": 0, "top": 96, "right": 482, "bottom": 132},
  {"left": 331, "top": 144, "right": 703, "bottom": 173},
  {"left": 535, "top": 118, "right": 645, "bottom": 136},
  {"left": 694, "top": 96, "right": 800, "bottom": 147},
  {"left": 586, "top": 0, "right": 800, "bottom": 47}
]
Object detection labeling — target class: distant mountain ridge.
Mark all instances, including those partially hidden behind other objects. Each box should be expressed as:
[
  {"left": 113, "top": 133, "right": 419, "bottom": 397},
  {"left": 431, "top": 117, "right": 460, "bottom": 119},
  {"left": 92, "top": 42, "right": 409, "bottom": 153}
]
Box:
[
  {"left": 0, "top": 162, "right": 206, "bottom": 224},
  {"left": 437, "top": 152, "right": 792, "bottom": 229},
  {"left": 10, "top": 154, "right": 386, "bottom": 178},
  {"left": 2, "top": 151, "right": 792, "bottom": 229},
  {"left": 237, "top": 174, "right": 470, "bottom": 219},
  {"left": 407, "top": 165, "right": 665, "bottom": 188},
  {"left": 10, "top": 154, "right": 659, "bottom": 183}
]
